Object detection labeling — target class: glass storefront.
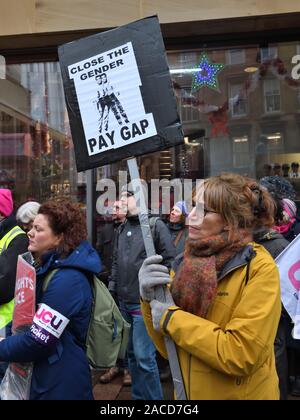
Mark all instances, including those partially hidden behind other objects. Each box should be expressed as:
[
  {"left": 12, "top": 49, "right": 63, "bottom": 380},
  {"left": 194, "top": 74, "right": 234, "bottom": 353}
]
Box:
[
  {"left": 95, "top": 40, "right": 300, "bottom": 199},
  {"left": 0, "top": 62, "right": 85, "bottom": 209},
  {"left": 168, "top": 42, "right": 300, "bottom": 193},
  {"left": 1, "top": 39, "right": 300, "bottom": 243}
]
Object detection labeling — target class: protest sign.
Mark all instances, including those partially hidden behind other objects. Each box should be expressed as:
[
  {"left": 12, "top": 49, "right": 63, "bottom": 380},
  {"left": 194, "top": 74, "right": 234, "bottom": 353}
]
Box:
[
  {"left": 58, "top": 15, "right": 183, "bottom": 171},
  {"left": 13, "top": 254, "right": 36, "bottom": 332},
  {"left": 0, "top": 253, "right": 36, "bottom": 400}
]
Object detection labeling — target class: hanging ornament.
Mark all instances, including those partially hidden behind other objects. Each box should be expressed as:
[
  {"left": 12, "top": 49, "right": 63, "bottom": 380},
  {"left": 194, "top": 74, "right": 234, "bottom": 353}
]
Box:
[
  {"left": 192, "top": 53, "right": 224, "bottom": 92},
  {"left": 208, "top": 103, "right": 229, "bottom": 137}
]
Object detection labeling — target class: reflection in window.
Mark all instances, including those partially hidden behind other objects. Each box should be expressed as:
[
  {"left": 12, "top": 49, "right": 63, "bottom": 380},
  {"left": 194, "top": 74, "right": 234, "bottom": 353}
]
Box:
[
  {"left": 0, "top": 61, "right": 85, "bottom": 208},
  {"left": 227, "top": 49, "right": 245, "bottom": 65},
  {"left": 264, "top": 79, "right": 281, "bottom": 113},
  {"left": 230, "top": 83, "right": 247, "bottom": 117},
  {"left": 178, "top": 86, "right": 200, "bottom": 122},
  {"left": 266, "top": 132, "right": 283, "bottom": 153},
  {"left": 260, "top": 46, "right": 278, "bottom": 62},
  {"left": 233, "top": 136, "right": 249, "bottom": 168}
]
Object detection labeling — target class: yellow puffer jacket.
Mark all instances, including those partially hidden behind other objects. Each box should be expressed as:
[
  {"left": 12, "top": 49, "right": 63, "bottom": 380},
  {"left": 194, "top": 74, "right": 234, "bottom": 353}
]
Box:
[{"left": 141, "top": 243, "right": 281, "bottom": 400}]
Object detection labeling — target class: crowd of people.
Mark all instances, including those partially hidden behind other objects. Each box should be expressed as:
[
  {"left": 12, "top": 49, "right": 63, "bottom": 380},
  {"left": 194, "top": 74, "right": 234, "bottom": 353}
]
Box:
[{"left": 0, "top": 169, "right": 299, "bottom": 400}]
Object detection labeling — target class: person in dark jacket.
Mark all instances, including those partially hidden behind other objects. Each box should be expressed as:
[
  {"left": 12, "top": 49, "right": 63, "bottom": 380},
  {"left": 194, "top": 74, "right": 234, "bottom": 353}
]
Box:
[
  {"left": 166, "top": 201, "right": 189, "bottom": 256},
  {"left": 109, "top": 182, "right": 175, "bottom": 400},
  {"left": 253, "top": 227, "right": 289, "bottom": 400},
  {"left": 98, "top": 200, "right": 130, "bottom": 386},
  {"left": 0, "top": 189, "right": 28, "bottom": 381},
  {"left": 0, "top": 200, "right": 101, "bottom": 400},
  {"left": 97, "top": 200, "right": 126, "bottom": 286}
]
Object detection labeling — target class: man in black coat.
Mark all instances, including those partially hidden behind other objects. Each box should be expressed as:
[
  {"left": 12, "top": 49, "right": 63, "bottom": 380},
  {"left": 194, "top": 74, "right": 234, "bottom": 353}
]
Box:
[{"left": 97, "top": 200, "right": 126, "bottom": 286}]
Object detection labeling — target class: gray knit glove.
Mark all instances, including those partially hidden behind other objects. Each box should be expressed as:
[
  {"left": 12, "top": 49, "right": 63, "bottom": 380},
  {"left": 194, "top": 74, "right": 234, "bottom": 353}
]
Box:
[
  {"left": 138, "top": 255, "right": 171, "bottom": 301},
  {"left": 150, "top": 299, "right": 174, "bottom": 332}
]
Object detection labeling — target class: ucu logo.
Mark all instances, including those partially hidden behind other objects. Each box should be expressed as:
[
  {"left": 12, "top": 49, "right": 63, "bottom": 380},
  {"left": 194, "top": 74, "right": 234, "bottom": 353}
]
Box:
[
  {"left": 33, "top": 304, "right": 69, "bottom": 338},
  {"left": 35, "top": 307, "right": 64, "bottom": 330}
]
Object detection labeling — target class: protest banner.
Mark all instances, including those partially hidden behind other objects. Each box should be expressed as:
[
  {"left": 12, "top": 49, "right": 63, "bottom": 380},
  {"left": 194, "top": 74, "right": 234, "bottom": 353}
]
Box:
[
  {"left": 0, "top": 253, "right": 36, "bottom": 400},
  {"left": 58, "top": 15, "right": 183, "bottom": 172},
  {"left": 59, "top": 16, "right": 186, "bottom": 399},
  {"left": 276, "top": 235, "right": 300, "bottom": 339}
]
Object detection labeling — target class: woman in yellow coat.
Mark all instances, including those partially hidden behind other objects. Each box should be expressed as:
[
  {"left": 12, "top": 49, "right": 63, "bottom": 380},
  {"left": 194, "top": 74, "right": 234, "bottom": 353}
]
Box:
[{"left": 139, "top": 173, "right": 281, "bottom": 400}]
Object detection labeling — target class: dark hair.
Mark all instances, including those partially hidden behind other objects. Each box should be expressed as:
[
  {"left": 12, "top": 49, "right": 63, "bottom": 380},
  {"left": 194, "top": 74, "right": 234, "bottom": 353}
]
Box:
[{"left": 38, "top": 199, "right": 87, "bottom": 257}]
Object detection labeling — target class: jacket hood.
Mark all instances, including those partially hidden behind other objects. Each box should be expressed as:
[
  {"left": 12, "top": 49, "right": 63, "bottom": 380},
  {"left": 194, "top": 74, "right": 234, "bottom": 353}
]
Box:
[
  {"left": 59, "top": 240, "right": 102, "bottom": 274},
  {"left": 39, "top": 240, "right": 102, "bottom": 275}
]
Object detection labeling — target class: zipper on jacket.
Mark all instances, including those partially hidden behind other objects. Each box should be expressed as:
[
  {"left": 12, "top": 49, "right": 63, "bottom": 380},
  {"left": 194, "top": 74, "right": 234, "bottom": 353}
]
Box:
[
  {"left": 218, "top": 262, "right": 249, "bottom": 282},
  {"left": 188, "top": 353, "right": 191, "bottom": 400}
]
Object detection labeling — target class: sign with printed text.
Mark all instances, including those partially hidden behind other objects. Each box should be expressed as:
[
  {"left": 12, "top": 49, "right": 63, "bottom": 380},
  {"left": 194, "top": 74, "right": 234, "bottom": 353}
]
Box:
[
  {"left": 58, "top": 16, "right": 183, "bottom": 171},
  {"left": 68, "top": 42, "right": 157, "bottom": 156}
]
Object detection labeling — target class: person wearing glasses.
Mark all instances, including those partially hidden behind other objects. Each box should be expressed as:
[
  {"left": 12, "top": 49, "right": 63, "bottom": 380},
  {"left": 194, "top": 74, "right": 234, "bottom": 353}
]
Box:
[{"left": 139, "top": 173, "right": 281, "bottom": 400}]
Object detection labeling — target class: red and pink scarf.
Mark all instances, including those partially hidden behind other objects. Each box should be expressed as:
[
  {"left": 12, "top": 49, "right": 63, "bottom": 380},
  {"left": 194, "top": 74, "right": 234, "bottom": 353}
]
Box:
[{"left": 170, "top": 233, "right": 247, "bottom": 317}]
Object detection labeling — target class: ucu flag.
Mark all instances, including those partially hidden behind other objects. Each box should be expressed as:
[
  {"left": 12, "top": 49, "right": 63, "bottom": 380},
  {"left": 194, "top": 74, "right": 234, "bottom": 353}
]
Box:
[{"left": 30, "top": 303, "right": 69, "bottom": 346}]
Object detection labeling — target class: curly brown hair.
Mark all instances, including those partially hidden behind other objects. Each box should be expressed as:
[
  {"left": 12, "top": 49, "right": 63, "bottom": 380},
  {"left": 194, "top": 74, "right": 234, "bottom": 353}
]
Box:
[
  {"left": 201, "top": 173, "right": 275, "bottom": 230},
  {"left": 38, "top": 199, "right": 87, "bottom": 257}
]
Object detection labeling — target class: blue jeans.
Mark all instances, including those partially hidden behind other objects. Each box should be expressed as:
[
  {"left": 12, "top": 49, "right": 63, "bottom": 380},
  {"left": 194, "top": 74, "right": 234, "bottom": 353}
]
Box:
[{"left": 119, "top": 301, "right": 163, "bottom": 400}]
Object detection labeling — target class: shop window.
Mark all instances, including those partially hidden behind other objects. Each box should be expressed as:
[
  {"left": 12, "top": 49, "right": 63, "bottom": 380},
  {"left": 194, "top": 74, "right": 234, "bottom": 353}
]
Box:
[
  {"left": 265, "top": 132, "right": 284, "bottom": 153},
  {"left": 230, "top": 83, "right": 247, "bottom": 117},
  {"left": 226, "top": 49, "right": 245, "bottom": 65},
  {"left": 233, "top": 136, "right": 249, "bottom": 168},
  {"left": 178, "top": 86, "right": 200, "bottom": 122},
  {"left": 264, "top": 79, "right": 281, "bottom": 113},
  {"left": 0, "top": 60, "right": 84, "bottom": 208}
]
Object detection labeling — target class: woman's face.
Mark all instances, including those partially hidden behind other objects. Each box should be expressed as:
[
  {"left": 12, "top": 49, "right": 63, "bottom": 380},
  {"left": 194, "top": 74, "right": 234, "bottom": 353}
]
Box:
[
  {"left": 170, "top": 206, "right": 182, "bottom": 224},
  {"left": 187, "top": 204, "right": 227, "bottom": 240},
  {"left": 28, "top": 214, "right": 62, "bottom": 257}
]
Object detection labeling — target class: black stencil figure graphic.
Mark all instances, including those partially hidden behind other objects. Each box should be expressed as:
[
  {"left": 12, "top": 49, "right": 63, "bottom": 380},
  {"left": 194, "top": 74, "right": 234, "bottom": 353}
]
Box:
[{"left": 95, "top": 73, "right": 129, "bottom": 132}]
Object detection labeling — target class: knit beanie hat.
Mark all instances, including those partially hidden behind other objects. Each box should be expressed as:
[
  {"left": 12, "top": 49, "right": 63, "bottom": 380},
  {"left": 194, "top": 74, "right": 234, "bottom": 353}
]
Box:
[
  {"left": 282, "top": 198, "right": 297, "bottom": 220},
  {"left": 0, "top": 189, "right": 13, "bottom": 217},
  {"left": 174, "top": 201, "right": 189, "bottom": 217}
]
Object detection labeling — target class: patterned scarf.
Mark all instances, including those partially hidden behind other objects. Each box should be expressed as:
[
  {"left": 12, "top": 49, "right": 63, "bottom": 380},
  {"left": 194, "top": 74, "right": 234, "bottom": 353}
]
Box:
[{"left": 170, "top": 232, "right": 247, "bottom": 318}]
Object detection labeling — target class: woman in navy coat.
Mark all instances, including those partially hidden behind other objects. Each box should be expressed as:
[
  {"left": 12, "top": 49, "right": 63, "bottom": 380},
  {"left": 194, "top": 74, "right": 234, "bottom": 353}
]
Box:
[{"left": 0, "top": 200, "right": 101, "bottom": 400}]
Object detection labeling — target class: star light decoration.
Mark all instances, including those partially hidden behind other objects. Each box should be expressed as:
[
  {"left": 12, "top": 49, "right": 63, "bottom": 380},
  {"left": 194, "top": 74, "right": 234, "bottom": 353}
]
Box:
[{"left": 192, "top": 53, "right": 224, "bottom": 92}]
